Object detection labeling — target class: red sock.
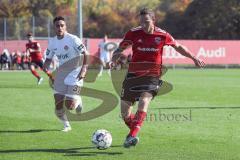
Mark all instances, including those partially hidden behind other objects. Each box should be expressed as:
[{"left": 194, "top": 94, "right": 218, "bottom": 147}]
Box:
[
  {"left": 31, "top": 69, "right": 40, "bottom": 79},
  {"left": 129, "top": 111, "right": 147, "bottom": 137},
  {"left": 124, "top": 113, "right": 135, "bottom": 129}
]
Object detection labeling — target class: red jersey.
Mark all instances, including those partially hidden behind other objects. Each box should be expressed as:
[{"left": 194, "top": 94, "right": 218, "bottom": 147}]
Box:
[
  {"left": 119, "top": 26, "right": 177, "bottom": 77},
  {"left": 26, "top": 41, "right": 42, "bottom": 61}
]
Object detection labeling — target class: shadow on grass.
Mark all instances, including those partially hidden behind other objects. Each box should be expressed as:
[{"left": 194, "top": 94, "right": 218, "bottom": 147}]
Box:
[
  {"left": 0, "top": 129, "right": 59, "bottom": 133},
  {"left": 0, "top": 145, "right": 123, "bottom": 156}
]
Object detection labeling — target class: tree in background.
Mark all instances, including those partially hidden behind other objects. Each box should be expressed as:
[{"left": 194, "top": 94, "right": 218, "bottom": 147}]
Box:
[
  {"left": 82, "top": 0, "right": 160, "bottom": 38},
  {"left": 0, "top": 0, "right": 30, "bottom": 40},
  {"left": 163, "top": 0, "right": 240, "bottom": 39},
  {"left": 0, "top": 0, "right": 239, "bottom": 39},
  {"left": 0, "top": 0, "right": 74, "bottom": 39}
]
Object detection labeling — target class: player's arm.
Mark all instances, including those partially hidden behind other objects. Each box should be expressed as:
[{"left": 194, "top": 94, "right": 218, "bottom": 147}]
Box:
[
  {"left": 172, "top": 42, "right": 205, "bottom": 68},
  {"left": 112, "top": 43, "right": 132, "bottom": 68},
  {"left": 109, "top": 50, "right": 113, "bottom": 60},
  {"left": 43, "top": 58, "right": 52, "bottom": 71},
  {"left": 112, "top": 30, "right": 133, "bottom": 66},
  {"left": 26, "top": 45, "right": 30, "bottom": 54},
  {"left": 77, "top": 50, "right": 89, "bottom": 80},
  {"left": 112, "top": 47, "right": 125, "bottom": 63},
  {"left": 35, "top": 43, "right": 41, "bottom": 52},
  {"left": 43, "top": 58, "right": 54, "bottom": 84},
  {"left": 43, "top": 46, "right": 54, "bottom": 71},
  {"left": 165, "top": 32, "right": 205, "bottom": 68},
  {"left": 27, "top": 43, "right": 41, "bottom": 53},
  {"left": 74, "top": 37, "right": 89, "bottom": 81}
]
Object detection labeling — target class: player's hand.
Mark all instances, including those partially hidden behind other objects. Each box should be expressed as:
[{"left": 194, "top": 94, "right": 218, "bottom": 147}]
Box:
[
  {"left": 193, "top": 58, "right": 205, "bottom": 68},
  {"left": 28, "top": 48, "right": 34, "bottom": 52},
  {"left": 108, "top": 61, "right": 115, "bottom": 69},
  {"left": 77, "top": 72, "right": 86, "bottom": 81},
  {"left": 77, "top": 73, "right": 85, "bottom": 81},
  {"left": 77, "top": 65, "right": 88, "bottom": 80},
  {"left": 77, "top": 76, "right": 85, "bottom": 81}
]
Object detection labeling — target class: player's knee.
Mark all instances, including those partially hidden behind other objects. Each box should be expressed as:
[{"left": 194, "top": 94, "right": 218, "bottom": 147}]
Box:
[
  {"left": 138, "top": 98, "right": 150, "bottom": 107},
  {"left": 54, "top": 98, "right": 64, "bottom": 110},
  {"left": 140, "top": 93, "right": 152, "bottom": 103},
  {"left": 121, "top": 112, "right": 128, "bottom": 120},
  {"left": 29, "top": 65, "right": 35, "bottom": 70},
  {"left": 65, "top": 101, "right": 74, "bottom": 110},
  {"left": 55, "top": 102, "right": 63, "bottom": 110},
  {"left": 65, "top": 100, "right": 77, "bottom": 110},
  {"left": 138, "top": 95, "right": 152, "bottom": 110},
  {"left": 65, "top": 97, "right": 82, "bottom": 110},
  {"left": 121, "top": 100, "right": 132, "bottom": 108}
]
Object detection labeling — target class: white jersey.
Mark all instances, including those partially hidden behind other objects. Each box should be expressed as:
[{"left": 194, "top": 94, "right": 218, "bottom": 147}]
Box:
[
  {"left": 46, "top": 33, "right": 87, "bottom": 86},
  {"left": 99, "top": 41, "right": 110, "bottom": 62}
]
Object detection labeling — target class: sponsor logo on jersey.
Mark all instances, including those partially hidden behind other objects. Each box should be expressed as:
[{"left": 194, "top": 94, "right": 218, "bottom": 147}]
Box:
[
  {"left": 137, "top": 47, "right": 159, "bottom": 52},
  {"left": 57, "top": 54, "right": 69, "bottom": 60},
  {"left": 155, "top": 37, "right": 161, "bottom": 45},
  {"left": 64, "top": 45, "right": 69, "bottom": 51}
]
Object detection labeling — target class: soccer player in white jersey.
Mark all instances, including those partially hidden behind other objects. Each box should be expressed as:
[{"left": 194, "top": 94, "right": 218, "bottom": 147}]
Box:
[
  {"left": 43, "top": 16, "right": 88, "bottom": 132},
  {"left": 97, "top": 35, "right": 112, "bottom": 77}
]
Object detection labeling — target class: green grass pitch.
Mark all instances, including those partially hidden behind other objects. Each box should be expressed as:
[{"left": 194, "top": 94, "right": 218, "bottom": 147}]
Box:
[{"left": 0, "top": 69, "right": 240, "bottom": 160}]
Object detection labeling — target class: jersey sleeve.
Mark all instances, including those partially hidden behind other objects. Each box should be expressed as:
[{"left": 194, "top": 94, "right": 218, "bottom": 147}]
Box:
[
  {"left": 36, "top": 42, "right": 41, "bottom": 49},
  {"left": 45, "top": 39, "right": 55, "bottom": 59},
  {"left": 119, "top": 30, "right": 133, "bottom": 50},
  {"left": 165, "top": 32, "right": 177, "bottom": 46},
  {"left": 73, "top": 36, "right": 87, "bottom": 55}
]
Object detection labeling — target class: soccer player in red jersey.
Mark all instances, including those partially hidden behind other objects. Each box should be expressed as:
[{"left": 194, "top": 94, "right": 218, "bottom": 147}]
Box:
[
  {"left": 26, "top": 33, "right": 53, "bottom": 84},
  {"left": 112, "top": 8, "right": 205, "bottom": 148}
]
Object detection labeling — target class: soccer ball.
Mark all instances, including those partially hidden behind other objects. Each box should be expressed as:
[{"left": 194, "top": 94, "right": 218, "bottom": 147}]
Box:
[{"left": 91, "top": 129, "right": 112, "bottom": 150}]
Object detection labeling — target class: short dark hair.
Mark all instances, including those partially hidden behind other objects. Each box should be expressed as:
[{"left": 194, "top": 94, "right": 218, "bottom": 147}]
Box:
[
  {"left": 53, "top": 16, "right": 65, "bottom": 24},
  {"left": 26, "top": 32, "right": 32, "bottom": 37},
  {"left": 139, "top": 7, "right": 155, "bottom": 21}
]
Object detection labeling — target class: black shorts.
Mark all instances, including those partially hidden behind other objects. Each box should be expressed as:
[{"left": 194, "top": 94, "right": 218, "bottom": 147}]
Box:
[
  {"left": 30, "top": 60, "right": 44, "bottom": 69},
  {"left": 121, "top": 73, "right": 162, "bottom": 104}
]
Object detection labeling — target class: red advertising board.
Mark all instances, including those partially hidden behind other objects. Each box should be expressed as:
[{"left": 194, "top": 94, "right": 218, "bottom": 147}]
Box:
[{"left": 1, "top": 39, "right": 240, "bottom": 64}]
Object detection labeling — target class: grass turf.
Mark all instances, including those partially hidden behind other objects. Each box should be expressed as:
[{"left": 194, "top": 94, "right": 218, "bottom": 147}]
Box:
[{"left": 0, "top": 69, "right": 240, "bottom": 160}]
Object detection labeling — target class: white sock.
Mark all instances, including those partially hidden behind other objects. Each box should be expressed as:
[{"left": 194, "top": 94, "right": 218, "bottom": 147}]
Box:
[
  {"left": 99, "top": 65, "right": 103, "bottom": 76},
  {"left": 55, "top": 108, "right": 70, "bottom": 127}
]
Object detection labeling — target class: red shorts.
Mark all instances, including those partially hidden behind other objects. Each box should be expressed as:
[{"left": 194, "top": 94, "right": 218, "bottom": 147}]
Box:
[{"left": 29, "top": 60, "right": 44, "bottom": 69}]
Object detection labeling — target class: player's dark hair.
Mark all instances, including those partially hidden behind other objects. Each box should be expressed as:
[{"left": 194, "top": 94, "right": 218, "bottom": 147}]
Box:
[
  {"left": 26, "top": 32, "right": 32, "bottom": 37},
  {"left": 53, "top": 16, "right": 65, "bottom": 24},
  {"left": 139, "top": 7, "right": 155, "bottom": 21}
]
